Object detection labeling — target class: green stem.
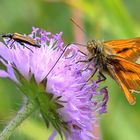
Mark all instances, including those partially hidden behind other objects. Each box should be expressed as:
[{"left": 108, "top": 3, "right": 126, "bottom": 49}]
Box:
[{"left": 0, "top": 98, "right": 37, "bottom": 140}]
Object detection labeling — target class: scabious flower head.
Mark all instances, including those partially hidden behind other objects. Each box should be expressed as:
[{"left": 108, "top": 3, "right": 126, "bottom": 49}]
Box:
[{"left": 0, "top": 27, "right": 108, "bottom": 140}]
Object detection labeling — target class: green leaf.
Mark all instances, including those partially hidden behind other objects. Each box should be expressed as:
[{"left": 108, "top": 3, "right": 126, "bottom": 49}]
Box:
[{"left": 37, "top": 92, "right": 69, "bottom": 140}]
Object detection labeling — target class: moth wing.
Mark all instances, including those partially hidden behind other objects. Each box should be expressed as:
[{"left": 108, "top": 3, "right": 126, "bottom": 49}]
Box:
[{"left": 13, "top": 33, "right": 35, "bottom": 44}]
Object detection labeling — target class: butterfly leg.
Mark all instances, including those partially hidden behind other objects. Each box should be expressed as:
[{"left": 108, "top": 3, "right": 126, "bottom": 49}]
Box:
[
  {"left": 80, "top": 68, "right": 98, "bottom": 90},
  {"left": 77, "top": 50, "right": 87, "bottom": 56},
  {"left": 76, "top": 56, "right": 94, "bottom": 64},
  {"left": 96, "top": 72, "right": 106, "bottom": 83},
  {"left": 75, "top": 57, "right": 95, "bottom": 74},
  {"left": 86, "top": 68, "right": 98, "bottom": 82}
]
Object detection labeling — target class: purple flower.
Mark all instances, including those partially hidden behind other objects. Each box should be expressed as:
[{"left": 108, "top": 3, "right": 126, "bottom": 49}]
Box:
[{"left": 0, "top": 28, "right": 108, "bottom": 140}]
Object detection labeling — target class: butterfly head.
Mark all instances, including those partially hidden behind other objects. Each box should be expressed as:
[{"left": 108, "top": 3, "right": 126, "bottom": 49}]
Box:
[{"left": 87, "top": 40, "right": 103, "bottom": 56}]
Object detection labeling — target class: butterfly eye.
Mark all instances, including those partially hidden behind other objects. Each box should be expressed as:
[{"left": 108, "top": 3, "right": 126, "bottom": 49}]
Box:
[{"left": 96, "top": 46, "right": 102, "bottom": 54}]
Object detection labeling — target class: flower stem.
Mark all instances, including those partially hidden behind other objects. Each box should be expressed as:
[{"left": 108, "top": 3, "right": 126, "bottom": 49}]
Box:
[{"left": 0, "top": 98, "right": 37, "bottom": 140}]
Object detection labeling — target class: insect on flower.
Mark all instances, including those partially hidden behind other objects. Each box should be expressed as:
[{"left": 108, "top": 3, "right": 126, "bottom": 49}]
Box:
[
  {"left": 0, "top": 28, "right": 107, "bottom": 139},
  {"left": 84, "top": 38, "right": 140, "bottom": 105},
  {"left": 71, "top": 18, "right": 140, "bottom": 105},
  {"left": 2, "top": 32, "right": 41, "bottom": 50}
]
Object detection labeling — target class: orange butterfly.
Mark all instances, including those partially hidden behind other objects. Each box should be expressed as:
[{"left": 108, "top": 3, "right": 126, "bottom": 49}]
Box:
[{"left": 85, "top": 38, "right": 140, "bottom": 105}]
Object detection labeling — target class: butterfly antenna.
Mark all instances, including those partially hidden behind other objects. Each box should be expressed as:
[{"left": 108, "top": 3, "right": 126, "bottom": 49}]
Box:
[
  {"left": 70, "top": 18, "right": 87, "bottom": 34},
  {"left": 72, "top": 42, "right": 86, "bottom": 47},
  {"left": 70, "top": 18, "right": 88, "bottom": 49},
  {"left": 71, "top": 18, "right": 97, "bottom": 42}
]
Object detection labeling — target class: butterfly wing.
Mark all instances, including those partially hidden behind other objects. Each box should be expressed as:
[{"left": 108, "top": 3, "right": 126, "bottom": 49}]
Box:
[
  {"left": 107, "top": 56, "right": 140, "bottom": 105},
  {"left": 103, "top": 37, "right": 140, "bottom": 62}
]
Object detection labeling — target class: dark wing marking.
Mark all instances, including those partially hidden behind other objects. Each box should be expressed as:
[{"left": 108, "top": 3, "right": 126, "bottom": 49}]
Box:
[
  {"left": 106, "top": 56, "right": 140, "bottom": 104},
  {"left": 103, "top": 37, "right": 140, "bottom": 62}
]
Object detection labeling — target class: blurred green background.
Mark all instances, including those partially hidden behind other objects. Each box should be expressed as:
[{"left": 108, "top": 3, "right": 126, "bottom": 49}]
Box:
[{"left": 0, "top": 0, "right": 140, "bottom": 140}]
